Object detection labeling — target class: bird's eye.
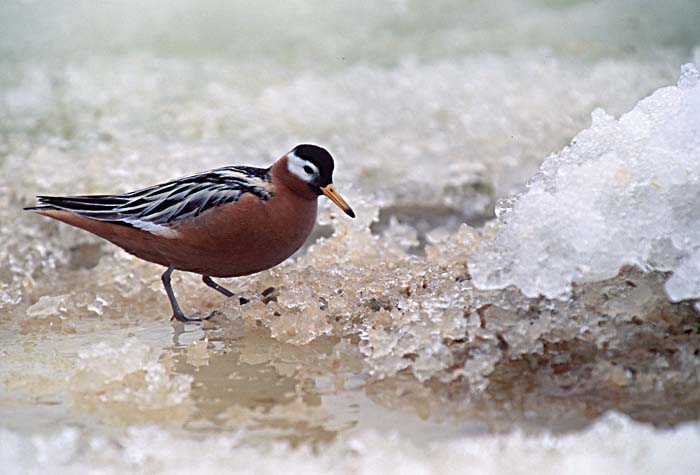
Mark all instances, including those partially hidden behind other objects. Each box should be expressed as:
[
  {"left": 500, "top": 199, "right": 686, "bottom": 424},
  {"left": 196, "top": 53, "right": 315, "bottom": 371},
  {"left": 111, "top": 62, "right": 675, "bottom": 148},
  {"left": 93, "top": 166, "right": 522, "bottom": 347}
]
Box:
[{"left": 303, "top": 165, "right": 314, "bottom": 175}]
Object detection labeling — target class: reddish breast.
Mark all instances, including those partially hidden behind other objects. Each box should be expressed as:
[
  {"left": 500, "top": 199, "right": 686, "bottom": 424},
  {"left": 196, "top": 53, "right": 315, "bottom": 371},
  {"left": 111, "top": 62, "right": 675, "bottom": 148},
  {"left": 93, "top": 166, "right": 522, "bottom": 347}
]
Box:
[{"left": 162, "top": 183, "right": 318, "bottom": 277}]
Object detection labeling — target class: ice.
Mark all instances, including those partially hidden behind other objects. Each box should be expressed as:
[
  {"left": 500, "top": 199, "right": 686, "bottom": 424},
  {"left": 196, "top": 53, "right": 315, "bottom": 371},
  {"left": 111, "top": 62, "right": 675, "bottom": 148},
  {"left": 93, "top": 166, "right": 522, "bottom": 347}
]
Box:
[
  {"left": 26, "top": 295, "right": 69, "bottom": 319},
  {"left": 665, "top": 250, "right": 700, "bottom": 301},
  {"left": 74, "top": 340, "right": 192, "bottom": 408},
  {"left": 470, "top": 63, "right": 700, "bottom": 300},
  {"left": 1, "top": 413, "right": 699, "bottom": 475}
]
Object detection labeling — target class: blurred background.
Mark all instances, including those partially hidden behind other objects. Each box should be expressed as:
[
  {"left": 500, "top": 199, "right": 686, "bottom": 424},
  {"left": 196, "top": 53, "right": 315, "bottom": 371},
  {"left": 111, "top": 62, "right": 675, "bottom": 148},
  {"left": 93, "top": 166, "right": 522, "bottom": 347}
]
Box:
[{"left": 2, "top": 0, "right": 699, "bottom": 212}]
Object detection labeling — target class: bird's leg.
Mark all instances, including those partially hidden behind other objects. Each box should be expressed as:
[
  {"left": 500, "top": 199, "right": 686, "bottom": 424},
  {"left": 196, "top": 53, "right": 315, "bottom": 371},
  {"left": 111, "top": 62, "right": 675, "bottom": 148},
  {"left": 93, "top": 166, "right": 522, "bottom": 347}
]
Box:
[
  {"left": 162, "top": 265, "right": 184, "bottom": 319},
  {"left": 201, "top": 275, "right": 234, "bottom": 297},
  {"left": 202, "top": 275, "right": 252, "bottom": 305},
  {"left": 162, "top": 265, "right": 212, "bottom": 323}
]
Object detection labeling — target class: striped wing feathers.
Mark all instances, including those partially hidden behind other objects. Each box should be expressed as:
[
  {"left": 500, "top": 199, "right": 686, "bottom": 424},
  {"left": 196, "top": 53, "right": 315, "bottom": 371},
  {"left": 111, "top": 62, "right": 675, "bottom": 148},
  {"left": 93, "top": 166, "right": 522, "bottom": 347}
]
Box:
[{"left": 34, "top": 166, "right": 272, "bottom": 232}]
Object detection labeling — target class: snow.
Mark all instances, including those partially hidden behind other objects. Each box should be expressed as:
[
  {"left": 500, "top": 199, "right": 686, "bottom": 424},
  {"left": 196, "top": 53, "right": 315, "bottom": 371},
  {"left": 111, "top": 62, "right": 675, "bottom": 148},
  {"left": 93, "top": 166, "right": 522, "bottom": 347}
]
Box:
[{"left": 470, "top": 63, "right": 700, "bottom": 301}]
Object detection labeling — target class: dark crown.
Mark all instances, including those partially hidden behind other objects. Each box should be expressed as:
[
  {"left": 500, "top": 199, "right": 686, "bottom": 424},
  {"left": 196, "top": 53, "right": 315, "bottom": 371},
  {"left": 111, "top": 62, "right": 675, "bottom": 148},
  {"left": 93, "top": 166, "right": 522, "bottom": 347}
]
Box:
[{"left": 292, "top": 144, "right": 335, "bottom": 186}]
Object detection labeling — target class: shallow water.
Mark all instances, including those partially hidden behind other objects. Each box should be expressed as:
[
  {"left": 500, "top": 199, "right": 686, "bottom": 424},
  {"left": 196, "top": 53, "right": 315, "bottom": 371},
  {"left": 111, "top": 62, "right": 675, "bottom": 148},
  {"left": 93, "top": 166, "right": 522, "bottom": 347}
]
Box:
[{"left": 2, "top": 1, "right": 700, "bottom": 473}]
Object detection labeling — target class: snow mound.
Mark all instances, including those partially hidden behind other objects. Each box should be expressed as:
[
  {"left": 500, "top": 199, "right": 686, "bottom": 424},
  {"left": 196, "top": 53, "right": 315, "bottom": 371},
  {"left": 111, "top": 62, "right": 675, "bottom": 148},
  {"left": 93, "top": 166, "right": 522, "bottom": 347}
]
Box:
[{"left": 469, "top": 63, "right": 700, "bottom": 300}]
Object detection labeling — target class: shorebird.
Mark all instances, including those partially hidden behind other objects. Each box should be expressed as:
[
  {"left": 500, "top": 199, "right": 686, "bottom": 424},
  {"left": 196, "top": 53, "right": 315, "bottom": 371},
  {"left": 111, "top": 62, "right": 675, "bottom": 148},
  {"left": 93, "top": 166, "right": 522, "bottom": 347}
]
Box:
[{"left": 26, "top": 144, "right": 355, "bottom": 322}]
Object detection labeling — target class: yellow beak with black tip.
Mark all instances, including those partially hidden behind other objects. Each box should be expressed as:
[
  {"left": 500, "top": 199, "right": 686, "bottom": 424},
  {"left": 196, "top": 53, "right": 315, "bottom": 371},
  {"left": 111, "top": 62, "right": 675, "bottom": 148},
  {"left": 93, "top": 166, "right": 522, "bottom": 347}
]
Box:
[{"left": 321, "top": 184, "right": 355, "bottom": 218}]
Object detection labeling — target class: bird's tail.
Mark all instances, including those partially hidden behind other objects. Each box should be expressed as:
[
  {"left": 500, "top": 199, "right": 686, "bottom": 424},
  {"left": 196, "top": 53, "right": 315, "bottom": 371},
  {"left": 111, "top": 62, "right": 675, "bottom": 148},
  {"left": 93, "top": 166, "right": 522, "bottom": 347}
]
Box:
[{"left": 24, "top": 195, "right": 127, "bottom": 214}]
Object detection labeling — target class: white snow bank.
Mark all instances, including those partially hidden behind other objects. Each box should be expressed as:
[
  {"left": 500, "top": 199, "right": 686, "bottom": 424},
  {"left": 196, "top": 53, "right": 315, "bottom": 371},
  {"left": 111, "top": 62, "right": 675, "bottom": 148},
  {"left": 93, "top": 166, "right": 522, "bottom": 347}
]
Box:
[{"left": 469, "top": 63, "right": 700, "bottom": 300}]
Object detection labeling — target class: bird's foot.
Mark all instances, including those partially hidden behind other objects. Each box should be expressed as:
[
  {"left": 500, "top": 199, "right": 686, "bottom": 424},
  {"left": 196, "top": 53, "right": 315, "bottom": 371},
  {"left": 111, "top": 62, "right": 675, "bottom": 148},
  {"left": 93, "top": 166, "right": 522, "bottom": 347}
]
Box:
[
  {"left": 261, "top": 287, "right": 278, "bottom": 304},
  {"left": 171, "top": 309, "right": 221, "bottom": 323}
]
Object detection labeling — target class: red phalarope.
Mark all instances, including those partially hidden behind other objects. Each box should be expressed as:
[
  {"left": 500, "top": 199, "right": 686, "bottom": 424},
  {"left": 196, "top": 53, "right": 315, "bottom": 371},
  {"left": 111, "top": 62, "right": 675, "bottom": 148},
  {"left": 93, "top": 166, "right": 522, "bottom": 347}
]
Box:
[{"left": 26, "top": 144, "right": 355, "bottom": 322}]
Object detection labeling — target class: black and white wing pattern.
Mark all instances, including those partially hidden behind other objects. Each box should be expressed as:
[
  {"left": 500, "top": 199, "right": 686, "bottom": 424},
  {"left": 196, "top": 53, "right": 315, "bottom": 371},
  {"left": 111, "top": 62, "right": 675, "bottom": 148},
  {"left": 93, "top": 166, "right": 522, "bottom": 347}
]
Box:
[{"left": 31, "top": 166, "right": 273, "bottom": 232}]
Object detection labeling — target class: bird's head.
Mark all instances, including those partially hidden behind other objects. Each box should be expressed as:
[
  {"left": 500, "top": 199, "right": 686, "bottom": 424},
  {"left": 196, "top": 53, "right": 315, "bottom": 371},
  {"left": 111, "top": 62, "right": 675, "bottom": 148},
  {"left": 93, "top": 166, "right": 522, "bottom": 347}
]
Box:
[{"left": 284, "top": 144, "right": 355, "bottom": 218}]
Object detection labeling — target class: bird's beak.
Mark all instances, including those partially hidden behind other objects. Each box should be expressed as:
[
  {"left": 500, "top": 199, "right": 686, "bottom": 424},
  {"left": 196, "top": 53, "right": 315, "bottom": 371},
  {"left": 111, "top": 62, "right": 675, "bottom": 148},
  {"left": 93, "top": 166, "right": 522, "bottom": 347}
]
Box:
[{"left": 320, "top": 184, "right": 355, "bottom": 218}]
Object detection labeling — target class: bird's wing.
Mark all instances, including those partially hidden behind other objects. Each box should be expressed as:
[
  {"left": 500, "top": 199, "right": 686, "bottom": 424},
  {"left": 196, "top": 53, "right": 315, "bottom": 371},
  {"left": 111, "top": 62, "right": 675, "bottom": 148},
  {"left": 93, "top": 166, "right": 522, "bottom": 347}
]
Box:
[{"left": 30, "top": 166, "right": 273, "bottom": 232}]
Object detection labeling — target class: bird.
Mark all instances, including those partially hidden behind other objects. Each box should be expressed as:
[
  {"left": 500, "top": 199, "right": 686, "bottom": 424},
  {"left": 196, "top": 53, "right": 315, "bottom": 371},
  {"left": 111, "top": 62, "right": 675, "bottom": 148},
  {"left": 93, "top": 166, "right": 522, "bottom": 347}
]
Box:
[{"left": 25, "top": 144, "right": 355, "bottom": 322}]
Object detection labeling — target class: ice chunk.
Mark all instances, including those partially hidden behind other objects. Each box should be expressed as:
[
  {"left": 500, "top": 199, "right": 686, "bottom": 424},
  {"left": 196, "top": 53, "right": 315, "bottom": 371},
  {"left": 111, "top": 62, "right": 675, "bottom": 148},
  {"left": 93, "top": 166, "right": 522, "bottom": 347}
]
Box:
[
  {"left": 26, "top": 295, "right": 69, "bottom": 318},
  {"left": 469, "top": 64, "right": 700, "bottom": 299},
  {"left": 74, "top": 339, "right": 193, "bottom": 408},
  {"left": 664, "top": 250, "right": 700, "bottom": 301}
]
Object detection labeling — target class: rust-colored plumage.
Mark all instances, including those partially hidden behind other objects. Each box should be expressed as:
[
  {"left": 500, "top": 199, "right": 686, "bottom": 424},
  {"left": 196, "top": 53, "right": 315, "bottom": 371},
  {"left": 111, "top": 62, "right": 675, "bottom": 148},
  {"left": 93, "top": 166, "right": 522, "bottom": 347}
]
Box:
[{"left": 26, "top": 144, "right": 354, "bottom": 322}]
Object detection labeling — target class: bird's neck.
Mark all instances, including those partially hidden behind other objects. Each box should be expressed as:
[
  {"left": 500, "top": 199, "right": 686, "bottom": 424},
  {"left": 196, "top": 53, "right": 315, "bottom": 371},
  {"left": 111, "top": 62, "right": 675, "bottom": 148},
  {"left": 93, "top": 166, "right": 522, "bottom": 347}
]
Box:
[{"left": 271, "top": 156, "right": 319, "bottom": 200}]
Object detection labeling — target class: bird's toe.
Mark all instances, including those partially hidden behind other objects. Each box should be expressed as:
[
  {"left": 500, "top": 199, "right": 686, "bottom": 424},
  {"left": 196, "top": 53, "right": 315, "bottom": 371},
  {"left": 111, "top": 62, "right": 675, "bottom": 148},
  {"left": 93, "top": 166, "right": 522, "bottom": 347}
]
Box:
[{"left": 171, "top": 310, "right": 220, "bottom": 323}]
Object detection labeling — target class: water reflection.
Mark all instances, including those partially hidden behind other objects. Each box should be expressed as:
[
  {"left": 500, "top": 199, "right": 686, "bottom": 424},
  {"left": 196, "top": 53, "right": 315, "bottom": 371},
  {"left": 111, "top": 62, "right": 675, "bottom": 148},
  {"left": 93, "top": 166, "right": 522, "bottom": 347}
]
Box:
[{"left": 168, "top": 321, "right": 477, "bottom": 446}]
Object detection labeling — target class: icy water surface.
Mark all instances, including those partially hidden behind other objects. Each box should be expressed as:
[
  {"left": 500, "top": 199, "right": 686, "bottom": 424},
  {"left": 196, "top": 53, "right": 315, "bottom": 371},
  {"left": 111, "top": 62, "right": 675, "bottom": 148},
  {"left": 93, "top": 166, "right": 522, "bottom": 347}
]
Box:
[{"left": 2, "top": 1, "right": 700, "bottom": 473}]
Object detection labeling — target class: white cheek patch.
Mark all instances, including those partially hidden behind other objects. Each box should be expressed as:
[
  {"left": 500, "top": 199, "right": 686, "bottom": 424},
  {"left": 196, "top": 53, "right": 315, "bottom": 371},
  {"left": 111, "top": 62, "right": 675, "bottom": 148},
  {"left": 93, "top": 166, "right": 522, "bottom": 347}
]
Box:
[{"left": 287, "top": 151, "right": 318, "bottom": 183}]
